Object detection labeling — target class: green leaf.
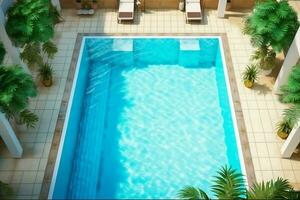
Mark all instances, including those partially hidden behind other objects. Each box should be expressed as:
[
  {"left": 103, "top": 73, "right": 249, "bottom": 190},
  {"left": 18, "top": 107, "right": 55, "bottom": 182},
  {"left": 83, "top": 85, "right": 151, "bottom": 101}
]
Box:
[
  {"left": 247, "top": 178, "right": 292, "bottom": 199},
  {"left": 178, "top": 186, "right": 210, "bottom": 200},
  {"left": 19, "top": 109, "right": 38, "bottom": 128},
  {"left": 211, "top": 166, "right": 246, "bottom": 199},
  {"left": 42, "top": 41, "right": 58, "bottom": 59}
]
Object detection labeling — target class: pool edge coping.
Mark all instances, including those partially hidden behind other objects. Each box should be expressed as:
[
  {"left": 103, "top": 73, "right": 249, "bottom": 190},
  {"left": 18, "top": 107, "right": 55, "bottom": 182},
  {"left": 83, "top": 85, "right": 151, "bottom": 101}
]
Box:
[{"left": 40, "top": 33, "right": 256, "bottom": 199}]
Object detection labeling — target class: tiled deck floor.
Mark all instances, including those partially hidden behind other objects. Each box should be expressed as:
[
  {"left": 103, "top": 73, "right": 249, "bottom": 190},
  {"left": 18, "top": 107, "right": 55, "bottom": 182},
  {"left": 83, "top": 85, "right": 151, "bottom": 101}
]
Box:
[{"left": 0, "top": 5, "right": 300, "bottom": 199}]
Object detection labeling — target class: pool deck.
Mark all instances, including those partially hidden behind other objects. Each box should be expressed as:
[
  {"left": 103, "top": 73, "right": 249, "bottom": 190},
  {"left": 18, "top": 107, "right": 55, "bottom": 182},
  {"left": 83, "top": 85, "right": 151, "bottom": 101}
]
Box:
[{"left": 0, "top": 5, "right": 300, "bottom": 199}]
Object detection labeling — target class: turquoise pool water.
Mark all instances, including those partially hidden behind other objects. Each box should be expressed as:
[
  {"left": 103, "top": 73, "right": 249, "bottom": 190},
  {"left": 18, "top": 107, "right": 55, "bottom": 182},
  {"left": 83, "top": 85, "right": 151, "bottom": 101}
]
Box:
[{"left": 51, "top": 37, "right": 243, "bottom": 199}]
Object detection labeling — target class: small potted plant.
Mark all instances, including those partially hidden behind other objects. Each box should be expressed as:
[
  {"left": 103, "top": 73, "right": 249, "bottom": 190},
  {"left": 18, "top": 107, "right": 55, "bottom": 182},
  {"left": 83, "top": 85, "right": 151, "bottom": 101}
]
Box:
[
  {"left": 39, "top": 63, "right": 53, "bottom": 87},
  {"left": 242, "top": 64, "right": 259, "bottom": 88},
  {"left": 276, "top": 119, "right": 292, "bottom": 139}
]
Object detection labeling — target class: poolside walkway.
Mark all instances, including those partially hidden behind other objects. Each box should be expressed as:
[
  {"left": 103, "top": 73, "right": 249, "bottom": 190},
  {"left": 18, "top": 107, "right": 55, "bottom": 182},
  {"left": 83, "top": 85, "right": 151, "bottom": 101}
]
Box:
[{"left": 0, "top": 5, "right": 300, "bottom": 199}]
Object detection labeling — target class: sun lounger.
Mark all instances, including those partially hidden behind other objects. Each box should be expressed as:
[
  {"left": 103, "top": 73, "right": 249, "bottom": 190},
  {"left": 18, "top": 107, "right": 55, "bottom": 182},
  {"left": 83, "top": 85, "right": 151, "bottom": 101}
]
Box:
[
  {"left": 185, "top": 0, "right": 202, "bottom": 23},
  {"left": 118, "top": 0, "right": 135, "bottom": 23}
]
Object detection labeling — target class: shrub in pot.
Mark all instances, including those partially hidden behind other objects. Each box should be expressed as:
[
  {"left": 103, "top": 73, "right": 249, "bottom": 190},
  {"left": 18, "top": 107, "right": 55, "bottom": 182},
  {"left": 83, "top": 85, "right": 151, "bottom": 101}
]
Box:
[
  {"left": 243, "top": 0, "right": 299, "bottom": 52},
  {"left": 39, "top": 63, "right": 53, "bottom": 87},
  {"left": 276, "top": 119, "right": 292, "bottom": 139},
  {"left": 277, "top": 105, "right": 300, "bottom": 139},
  {"left": 242, "top": 64, "right": 259, "bottom": 88}
]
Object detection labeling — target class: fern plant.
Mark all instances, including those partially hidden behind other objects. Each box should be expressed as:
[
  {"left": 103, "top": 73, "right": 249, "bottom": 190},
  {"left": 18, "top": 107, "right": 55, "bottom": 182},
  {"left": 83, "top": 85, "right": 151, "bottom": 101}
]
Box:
[
  {"left": 0, "top": 66, "right": 38, "bottom": 128},
  {"left": 244, "top": 0, "right": 299, "bottom": 52},
  {"left": 280, "top": 65, "right": 300, "bottom": 104}
]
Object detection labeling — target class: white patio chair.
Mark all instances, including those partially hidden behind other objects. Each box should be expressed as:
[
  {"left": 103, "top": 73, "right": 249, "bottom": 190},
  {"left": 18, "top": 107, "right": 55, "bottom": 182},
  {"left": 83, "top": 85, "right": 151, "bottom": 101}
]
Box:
[
  {"left": 118, "top": 0, "right": 135, "bottom": 23},
  {"left": 185, "top": 0, "right": 202, "bottom": 23}
]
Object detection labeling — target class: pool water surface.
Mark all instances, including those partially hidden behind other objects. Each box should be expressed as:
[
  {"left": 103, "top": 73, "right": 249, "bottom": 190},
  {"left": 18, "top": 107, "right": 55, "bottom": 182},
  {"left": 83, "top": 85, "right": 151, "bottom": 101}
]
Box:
[{"left": 51, "top": 37, "right": 243, "bottom": 199}]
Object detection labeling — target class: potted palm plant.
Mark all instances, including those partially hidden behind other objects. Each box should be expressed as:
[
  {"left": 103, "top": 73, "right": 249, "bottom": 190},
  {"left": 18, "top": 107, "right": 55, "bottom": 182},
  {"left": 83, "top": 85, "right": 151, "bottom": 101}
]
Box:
[
  {"left": 276, "top": 120, "right": 292, "bottom": 140},
  {"left": 243, "top": 0, "right": 299, "bottom": 75},
  {"left": 276, "top": 105, "right": 300, "bottom": 139},
  {"left": 242, "top": 64, "right": 259, "bottom": 88},
  {"left": 39, "top": 63, "right": 53, "bottom": 87}
]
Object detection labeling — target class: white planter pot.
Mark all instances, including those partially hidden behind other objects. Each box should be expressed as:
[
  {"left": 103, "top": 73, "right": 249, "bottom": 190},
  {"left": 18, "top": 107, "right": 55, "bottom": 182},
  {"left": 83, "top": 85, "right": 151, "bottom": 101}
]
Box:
[
  {"left": 179, "top": 1, "right": 184, "bottom": 11},
  {"left": 262, "top": 69, "right": 272, "bottom": 76}
]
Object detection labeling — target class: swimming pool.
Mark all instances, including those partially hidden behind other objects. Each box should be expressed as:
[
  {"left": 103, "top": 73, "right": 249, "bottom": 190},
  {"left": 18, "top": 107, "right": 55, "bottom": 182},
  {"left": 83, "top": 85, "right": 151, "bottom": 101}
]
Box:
[{"left": 49, "top": 36, "right": 245, "bottom": 199}]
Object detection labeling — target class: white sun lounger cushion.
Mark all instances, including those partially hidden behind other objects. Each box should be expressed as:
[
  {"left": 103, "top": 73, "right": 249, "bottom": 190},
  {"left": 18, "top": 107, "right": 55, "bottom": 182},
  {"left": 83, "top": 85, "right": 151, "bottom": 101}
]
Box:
[
  {"left": 186, "top": 0, "right": 200, "bottom": 3},
  {"left": 119, "top": 3, "right": 134, "bottom": 13},
  {"left": 186, "top": 2, "right": 201, "bottom": 12},
  {"left": 120, "top": 0, "right": 134, "bottom": 3}
]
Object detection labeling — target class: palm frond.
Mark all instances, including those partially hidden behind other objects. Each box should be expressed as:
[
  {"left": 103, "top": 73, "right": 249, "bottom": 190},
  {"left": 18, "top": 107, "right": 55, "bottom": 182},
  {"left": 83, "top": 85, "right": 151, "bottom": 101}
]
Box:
[
  {"left": 42, "top": 41, "right": 58, "bottom": 59},
  {"left": 211, "top": 166, "right": 246, "bottom": 199},
  {"left": 178, "top": 186, "right": 209, "bottom": 200},
  {"left": 243, "top": 0, "right": 299, "bottom": 52},
  {"left": 0, "top": 65, "right": 37, "bottom": 127},
  {"left": 247, "top": 178, "right": 292, "bottom": 199}
]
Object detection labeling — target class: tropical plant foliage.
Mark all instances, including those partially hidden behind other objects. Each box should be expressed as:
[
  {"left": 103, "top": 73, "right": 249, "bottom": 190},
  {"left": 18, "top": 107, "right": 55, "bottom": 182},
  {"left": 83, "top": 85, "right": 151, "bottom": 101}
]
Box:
[
  {"left": 282, "top": 104, "right": 300, "bottom": 128},
  {"left": 280, "top": 65, "right": 300, "bottom": 105},
  {"left": 0, "top": 43, "right": 6, "bottom": 64},
  {"left": 0, "top": 66, "right": 38, "bottom": 128},
  {"left": 242, "top": 64, "right": 259, "bottom": 82},
  {"left": 6, "top": 0, "right": 59, "bottom": 67},
  {"left": 244, "top": 0, "right": 299, "bottom": 52},
  {"left": 178, "top": 166, "right": 298, "bottom": 200},
  {"left": 6, "top": 0, "right": 56, "bottom": 46},
  {"left": 251, "top": 46, "right": 276, "bottom": 70},
  {"left": 38, "top": 63, "right": 53, "bottom": 81},
  {"left": 276, "top": 119, "right": 293, "bottom": 136}
]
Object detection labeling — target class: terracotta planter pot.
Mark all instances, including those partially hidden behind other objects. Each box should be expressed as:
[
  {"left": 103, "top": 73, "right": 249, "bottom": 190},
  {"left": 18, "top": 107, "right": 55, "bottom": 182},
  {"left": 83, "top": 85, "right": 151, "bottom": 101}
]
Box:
[
  {"left": 277, "top": 131, "right": 289, "bottom": 140},
  {"left": 244, "top": 80, "right": 254, "bottom": 88}
]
